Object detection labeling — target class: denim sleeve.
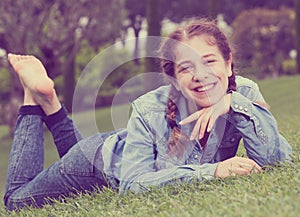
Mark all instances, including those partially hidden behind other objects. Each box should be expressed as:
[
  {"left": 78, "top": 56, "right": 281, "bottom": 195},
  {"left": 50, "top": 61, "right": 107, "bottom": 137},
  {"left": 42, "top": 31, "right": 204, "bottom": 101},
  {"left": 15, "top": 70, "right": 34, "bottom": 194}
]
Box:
[
  {"left": 227, "top": 83, "right": 292, "bottom": 167},
  {"left": 119, "top": 103, "right": 218, "bottom": 193}
]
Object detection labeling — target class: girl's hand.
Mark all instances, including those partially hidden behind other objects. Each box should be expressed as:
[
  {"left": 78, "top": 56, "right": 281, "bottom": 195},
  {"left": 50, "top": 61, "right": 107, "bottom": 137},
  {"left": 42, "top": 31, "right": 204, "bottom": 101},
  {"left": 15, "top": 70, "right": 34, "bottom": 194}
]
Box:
[
  {"left": 179, "top": 93, "right": 232, "bottom": 140},
  {"left": 214, "top": 156, "right": 263, "bottom": 178}
]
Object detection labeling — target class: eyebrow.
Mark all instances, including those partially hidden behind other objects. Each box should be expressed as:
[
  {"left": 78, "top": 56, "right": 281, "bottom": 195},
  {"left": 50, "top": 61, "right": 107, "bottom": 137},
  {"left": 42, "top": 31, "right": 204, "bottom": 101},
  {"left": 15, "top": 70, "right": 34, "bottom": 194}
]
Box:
[{"left": 202, "top": 53, "right": 216, "bottom": 59}]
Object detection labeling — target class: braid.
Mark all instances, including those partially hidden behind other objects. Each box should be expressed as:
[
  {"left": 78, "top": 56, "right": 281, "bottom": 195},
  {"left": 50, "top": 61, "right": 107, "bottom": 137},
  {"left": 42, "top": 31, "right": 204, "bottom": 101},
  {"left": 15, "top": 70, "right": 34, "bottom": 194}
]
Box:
[
  {"left": 165, "top": 87, "right": 190, "bottom": 157},
  {"left": 165, "top": 87, "right": 179, "bottom": 129},
  {"left": 228, "top": 64, "right": 237, "bottom": 92}
]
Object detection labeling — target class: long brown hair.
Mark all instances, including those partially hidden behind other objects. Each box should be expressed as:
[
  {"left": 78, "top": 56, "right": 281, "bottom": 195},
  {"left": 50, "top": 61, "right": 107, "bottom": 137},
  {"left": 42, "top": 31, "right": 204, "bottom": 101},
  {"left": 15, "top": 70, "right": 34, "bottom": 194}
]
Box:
[{"left": 160, "top": 18, "right": 237, "bottom": 156}]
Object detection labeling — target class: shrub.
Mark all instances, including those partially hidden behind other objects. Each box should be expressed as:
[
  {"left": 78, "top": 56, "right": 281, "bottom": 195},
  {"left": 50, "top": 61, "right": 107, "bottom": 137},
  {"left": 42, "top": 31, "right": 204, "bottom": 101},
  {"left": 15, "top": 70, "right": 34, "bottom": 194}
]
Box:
[
  {"left": 232, "top": 7, "right": 295, "bottom": 79},
  {"left": 282, "top": 59, "right": 297, "bottom": 75}
]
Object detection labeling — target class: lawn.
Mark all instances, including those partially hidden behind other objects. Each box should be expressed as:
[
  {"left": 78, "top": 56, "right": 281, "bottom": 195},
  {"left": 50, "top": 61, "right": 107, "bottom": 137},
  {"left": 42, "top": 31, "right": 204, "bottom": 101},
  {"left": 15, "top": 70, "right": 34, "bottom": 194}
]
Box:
[{"left": 0, "top": 75, "right": 299, "bottom": 217}]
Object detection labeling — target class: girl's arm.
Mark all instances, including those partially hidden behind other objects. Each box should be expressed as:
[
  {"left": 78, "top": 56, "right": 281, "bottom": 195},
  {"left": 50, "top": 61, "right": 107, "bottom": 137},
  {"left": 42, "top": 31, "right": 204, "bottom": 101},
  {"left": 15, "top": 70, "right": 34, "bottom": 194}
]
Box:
[
  {"left": 119, "top": 104, "right": 218, "bottom": 193},
  {"left": 227, "top": 81, "right": 292, "bottom": 167}
]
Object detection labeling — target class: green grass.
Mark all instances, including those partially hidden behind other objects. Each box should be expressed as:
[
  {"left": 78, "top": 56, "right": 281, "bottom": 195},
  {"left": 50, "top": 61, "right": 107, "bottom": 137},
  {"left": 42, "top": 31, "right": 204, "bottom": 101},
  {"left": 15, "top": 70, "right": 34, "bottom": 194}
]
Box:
[{"left": 0, "top": 75, "right": 300, "bottom": 217}]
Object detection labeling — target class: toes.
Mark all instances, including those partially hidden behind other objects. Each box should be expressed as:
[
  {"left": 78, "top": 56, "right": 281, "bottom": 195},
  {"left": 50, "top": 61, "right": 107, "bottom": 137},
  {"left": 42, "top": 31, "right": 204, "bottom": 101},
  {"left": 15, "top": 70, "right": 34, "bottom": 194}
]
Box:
[
  {"left": 8, "top": 54, "right": 35, "bottom": 71},
  {"left": 7, "top": 53, "right": 20, "bottom": 67},
  {"left": 8, "top": 53, "right": 29, "bottom": 62},
  {"left": 20, "top": 55, "right": 32, "bottom": 60}
]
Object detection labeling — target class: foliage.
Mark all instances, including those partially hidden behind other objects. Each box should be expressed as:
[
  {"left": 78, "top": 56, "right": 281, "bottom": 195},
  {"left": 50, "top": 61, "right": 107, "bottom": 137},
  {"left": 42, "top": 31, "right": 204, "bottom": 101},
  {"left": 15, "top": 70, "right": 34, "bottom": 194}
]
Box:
[
  {"left": 294, "top": 0, "right": 300, "bottom": 74},
  {"left": 232, "top": 7, "right": 295, "bottom": 79},
  {"left": 0, "top": 0, "right": 127, "bottom": 129},
  {"left": 0, "top": 0, "right": 126, "bottom": 77},
  {"left": 221, "top": 0, "right": 294, "bottom": 23},
  {"left": 282, "top": 59, "right": 297, "bottom": 75}
]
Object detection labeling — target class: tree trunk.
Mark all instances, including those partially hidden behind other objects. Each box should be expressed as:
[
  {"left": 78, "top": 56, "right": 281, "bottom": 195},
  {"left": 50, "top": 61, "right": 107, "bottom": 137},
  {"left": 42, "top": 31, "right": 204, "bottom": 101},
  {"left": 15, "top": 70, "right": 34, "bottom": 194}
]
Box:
[
  {"left": 295, "top": 0, "right": 300, "bottom": 74},
  {"left": 63, "top": 57, "right": 75, "bottom": 113},
  {"left": 133, "top": 26, "right": 141, "bottom": 65},
  {"left": 145, "top": 0, "right": 162, "bottom": 91}
]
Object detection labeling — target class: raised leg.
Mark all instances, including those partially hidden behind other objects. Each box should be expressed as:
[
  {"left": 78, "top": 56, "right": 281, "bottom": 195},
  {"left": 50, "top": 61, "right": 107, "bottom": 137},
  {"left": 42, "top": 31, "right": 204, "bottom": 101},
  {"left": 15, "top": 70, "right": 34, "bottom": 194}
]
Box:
[{"left": 4, "top": 54, "right": 108, "bottom": 211}]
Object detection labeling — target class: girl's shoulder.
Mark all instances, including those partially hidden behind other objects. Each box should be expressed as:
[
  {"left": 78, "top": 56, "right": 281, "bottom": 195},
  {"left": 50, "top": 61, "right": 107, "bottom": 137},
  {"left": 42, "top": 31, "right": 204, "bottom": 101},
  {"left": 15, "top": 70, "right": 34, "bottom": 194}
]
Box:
[
  {"left": 235, "top": 76, "right": 262, "bottom": 99},
  {"left": 235, "top": 75, "right": 258, "bottom": 89},
  {"left": 131, "top": 85, "right": 171, "bottom": 113},
  {"left": 236, "top": 76, "right": 260, "bottom": 93}
]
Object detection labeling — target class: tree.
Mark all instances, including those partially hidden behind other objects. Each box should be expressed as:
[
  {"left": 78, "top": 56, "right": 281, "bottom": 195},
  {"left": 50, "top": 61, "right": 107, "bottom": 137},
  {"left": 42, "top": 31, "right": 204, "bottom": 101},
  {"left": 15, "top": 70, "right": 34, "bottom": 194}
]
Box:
[
  {"left": 221, "top": 0, "right": 294, "bottom": 23},
  {"left": 0, "top": 0, "right": 54, "bottom": 132},
  {"left": 144, "top": 0, "right": 164, "bottom": 91},
  {"left": 125, "top": 0, "right": 146, "bottom": 64},
  {"left": 0, "top": 0, "right": 126, "bottom": 132},
  {"left": 295, "top": 0, "right": 300, "bottom": 74},
  {"left": 232, "top": 8, "right": 295, "bottom": 78}
]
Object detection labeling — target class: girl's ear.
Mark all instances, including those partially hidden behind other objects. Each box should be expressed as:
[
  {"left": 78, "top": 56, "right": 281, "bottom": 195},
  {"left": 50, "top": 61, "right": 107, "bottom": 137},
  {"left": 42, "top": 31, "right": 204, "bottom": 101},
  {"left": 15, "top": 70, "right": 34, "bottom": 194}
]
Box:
[
  {"left": 165, "top": 73, "right": 181, "bottom": 91},
  {"left": 226, "top": 53, "right": 233, "bottom": 77},
  {"left": 170, "top": 78, "right": 180, "bottom": 91}
]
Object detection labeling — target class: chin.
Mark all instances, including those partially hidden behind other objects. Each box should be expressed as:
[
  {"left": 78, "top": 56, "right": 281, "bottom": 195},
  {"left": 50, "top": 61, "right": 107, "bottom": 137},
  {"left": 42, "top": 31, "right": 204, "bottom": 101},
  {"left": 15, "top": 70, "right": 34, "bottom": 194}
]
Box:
[{"left": 195, "top": 96, "right": 222, "bottom": 108}]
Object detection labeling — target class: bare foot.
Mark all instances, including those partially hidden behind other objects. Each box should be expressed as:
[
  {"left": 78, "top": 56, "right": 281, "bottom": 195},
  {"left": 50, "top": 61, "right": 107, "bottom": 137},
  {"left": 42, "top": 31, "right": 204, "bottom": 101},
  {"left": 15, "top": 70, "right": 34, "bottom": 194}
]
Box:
[{"left": 8, "top": 53, "right": 61, "bottom": 115}]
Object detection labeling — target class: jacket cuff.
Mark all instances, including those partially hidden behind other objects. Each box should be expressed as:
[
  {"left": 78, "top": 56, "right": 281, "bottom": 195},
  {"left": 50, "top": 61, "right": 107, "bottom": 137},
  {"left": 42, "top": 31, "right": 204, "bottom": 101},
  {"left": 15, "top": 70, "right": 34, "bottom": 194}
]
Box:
[{"left": 193, "top": 163, "right": 218, "bottom": 181}]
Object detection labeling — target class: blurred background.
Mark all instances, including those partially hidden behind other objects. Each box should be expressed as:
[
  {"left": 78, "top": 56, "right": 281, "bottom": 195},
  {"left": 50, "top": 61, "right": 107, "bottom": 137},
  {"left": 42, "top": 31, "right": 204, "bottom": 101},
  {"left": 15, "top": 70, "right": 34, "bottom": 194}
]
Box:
[{"left": 0, "top": 0, "right": 300, "bottom": 189}]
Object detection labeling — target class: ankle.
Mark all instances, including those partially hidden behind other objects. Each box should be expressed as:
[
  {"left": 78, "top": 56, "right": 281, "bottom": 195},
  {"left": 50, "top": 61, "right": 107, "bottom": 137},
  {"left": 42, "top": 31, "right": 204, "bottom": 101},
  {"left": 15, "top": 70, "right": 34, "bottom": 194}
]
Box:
[
  {"left": 23, "top": 89, "right": 38, "bottom": 106},
  {"left": 40, "top": 93, "right": 62, "bottom": 116}
]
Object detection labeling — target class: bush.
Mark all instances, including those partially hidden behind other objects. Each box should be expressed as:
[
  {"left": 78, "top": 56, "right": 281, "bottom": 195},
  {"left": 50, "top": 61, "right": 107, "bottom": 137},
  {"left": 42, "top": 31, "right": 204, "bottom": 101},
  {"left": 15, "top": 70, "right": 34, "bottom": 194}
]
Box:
[
  {"left": 232, "top": 7, "right": 295, "bottom": 79},
  {"left": 282, "top": 59, "right": 297, "bottom": 75}
]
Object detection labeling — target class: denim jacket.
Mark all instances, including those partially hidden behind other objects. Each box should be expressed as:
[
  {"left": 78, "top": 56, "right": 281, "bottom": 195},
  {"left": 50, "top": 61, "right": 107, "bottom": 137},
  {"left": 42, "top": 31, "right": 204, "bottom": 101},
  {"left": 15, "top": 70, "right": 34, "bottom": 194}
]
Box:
[{"left": 101, "top": 76, "right": 292, "bottom": 193}]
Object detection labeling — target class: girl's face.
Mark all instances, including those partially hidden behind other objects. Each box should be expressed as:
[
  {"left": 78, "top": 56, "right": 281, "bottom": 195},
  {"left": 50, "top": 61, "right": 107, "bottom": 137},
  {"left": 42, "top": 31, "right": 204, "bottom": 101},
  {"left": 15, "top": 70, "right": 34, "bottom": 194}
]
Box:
[{"left": 173, "top": 35, "right": 232, "bottom": 108}]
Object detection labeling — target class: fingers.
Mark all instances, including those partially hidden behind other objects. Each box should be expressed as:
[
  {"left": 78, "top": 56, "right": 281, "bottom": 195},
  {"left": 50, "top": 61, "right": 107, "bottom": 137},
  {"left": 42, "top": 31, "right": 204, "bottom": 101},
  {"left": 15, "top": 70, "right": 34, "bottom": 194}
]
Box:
[
  {"left": 179, "top": 109, "right": 207, "bottom": 140},
  {"left": 190, "top": 117, "right": 201, "bottom": 140},
  {"left": 214, "top": 157, "right": 263, "bottom": 178},
  {"left": 179, "top": 110, "right": 203, "bottom": 125},
  {"left": 236, "top": 157, "right": 263, "bottom": 173},
  {"left": 179, "top": 109, "right": 213, "bottom": 140},
  {"left": 179, "top": 94, "right": 231, "bottom": 141},
  {"left": 197, "top": 111, "right": 211, "bottom": 140}
]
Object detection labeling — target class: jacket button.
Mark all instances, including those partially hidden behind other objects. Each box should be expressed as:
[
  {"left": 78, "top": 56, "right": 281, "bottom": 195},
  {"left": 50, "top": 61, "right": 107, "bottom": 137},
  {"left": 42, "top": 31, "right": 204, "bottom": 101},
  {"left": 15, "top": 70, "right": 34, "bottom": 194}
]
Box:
[{"left": 193, "top": 154, "right": 199, "bottom": 159}]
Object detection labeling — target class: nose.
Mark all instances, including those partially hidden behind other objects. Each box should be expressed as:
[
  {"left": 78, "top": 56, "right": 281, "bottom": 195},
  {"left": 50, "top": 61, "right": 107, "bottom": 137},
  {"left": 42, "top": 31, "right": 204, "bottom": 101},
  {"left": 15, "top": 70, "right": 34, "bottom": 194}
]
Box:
[{"left": 192, "top": 63, "right": 210, "bottom": 81}]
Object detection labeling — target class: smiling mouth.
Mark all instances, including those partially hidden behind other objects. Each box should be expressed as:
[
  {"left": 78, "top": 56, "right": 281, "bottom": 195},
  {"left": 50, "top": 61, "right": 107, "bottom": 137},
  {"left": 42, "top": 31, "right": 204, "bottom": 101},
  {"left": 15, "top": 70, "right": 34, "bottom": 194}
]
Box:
[{"left": 193, "top": 83, "right": 215, "bottom": 92}]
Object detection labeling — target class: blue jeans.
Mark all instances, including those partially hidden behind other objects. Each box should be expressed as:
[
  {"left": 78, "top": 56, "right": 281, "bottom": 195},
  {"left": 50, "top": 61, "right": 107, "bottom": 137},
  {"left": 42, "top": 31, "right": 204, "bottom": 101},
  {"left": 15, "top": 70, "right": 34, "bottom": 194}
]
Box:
[{"left": 4, "top": 106, "right": 113, "bottom": 211}]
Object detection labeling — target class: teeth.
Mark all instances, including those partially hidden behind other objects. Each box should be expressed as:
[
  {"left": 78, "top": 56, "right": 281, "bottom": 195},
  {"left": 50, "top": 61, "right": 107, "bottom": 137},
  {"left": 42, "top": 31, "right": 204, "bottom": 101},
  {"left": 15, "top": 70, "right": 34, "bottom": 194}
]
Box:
[{"left": 195, "top": 84, "right": 214, "bottom": 92}]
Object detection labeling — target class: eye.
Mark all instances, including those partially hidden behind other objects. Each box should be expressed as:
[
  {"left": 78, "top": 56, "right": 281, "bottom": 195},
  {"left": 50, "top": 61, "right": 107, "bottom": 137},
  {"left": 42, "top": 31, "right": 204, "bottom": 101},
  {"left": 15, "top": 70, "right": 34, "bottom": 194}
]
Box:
[
  {"left": 204, "top": 59, "right": 216, "bottom": 65},
  {"left": 178, "top": 65, "right": 194, "bottom": 73}
]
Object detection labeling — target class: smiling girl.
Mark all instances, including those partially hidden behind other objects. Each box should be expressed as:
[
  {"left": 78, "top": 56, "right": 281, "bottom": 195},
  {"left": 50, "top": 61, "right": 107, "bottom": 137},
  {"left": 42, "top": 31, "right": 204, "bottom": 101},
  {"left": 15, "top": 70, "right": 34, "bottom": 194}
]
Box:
[{"left": 4, "top": 18, "right": 292, "bottom": 211}]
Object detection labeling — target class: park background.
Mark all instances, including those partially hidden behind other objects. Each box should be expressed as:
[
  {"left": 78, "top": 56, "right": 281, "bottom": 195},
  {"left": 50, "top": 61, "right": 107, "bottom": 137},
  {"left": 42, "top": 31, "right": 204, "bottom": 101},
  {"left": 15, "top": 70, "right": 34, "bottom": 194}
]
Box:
[{"left": 0, "top": 0, "right": 300, "bottom": 216}]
